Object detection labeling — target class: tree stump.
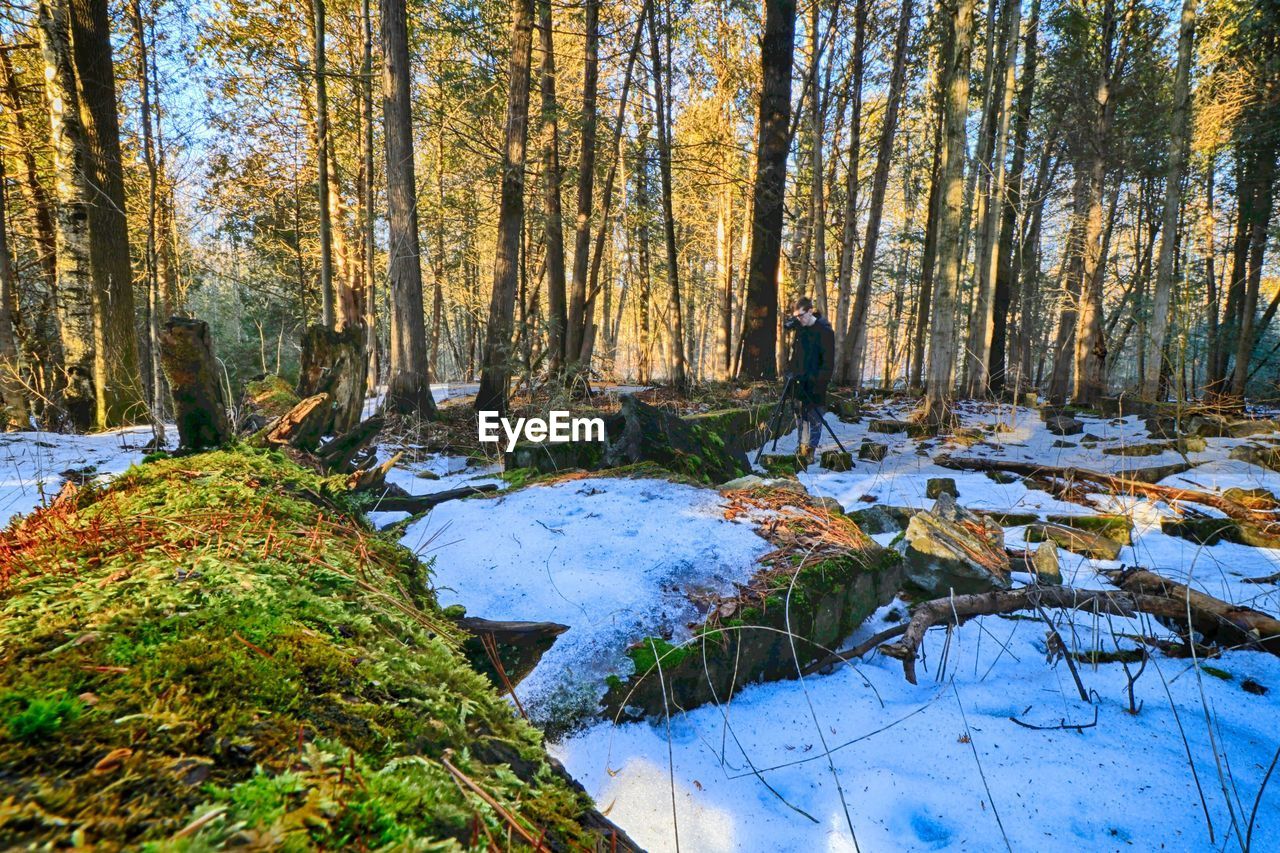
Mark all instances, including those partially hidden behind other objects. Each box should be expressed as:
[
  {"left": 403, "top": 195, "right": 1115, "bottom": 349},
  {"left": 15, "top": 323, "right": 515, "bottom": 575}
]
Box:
[
  {"left": 158, "top": 317, "right": 231, "bottom": 450},
  {"left": 297, "top": 324, "right": 368, "bottom": 436}
]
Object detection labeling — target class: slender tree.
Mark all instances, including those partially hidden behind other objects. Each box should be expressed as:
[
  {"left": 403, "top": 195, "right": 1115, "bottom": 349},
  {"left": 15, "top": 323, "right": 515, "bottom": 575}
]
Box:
[
  {"left": 380, "top": 0, "right": 436, "bottom": 416},
  {"left": 476, "top": 0, "right": 535, "bottom": 412},
  {"left": 538, "top": 0, "right": 568, "bottom": 373},
  {"left": 565, "top": 0, "right": 598, "bottom": 366}
]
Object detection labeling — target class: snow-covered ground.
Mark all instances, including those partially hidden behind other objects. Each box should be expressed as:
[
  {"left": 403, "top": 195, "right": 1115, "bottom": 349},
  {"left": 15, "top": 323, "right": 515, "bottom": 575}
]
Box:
[
  {"left": 5, "top": 397, "right": 1278, "bottom": 851},
  {"left": 402, "top": 477, "right": 772, "bottom": 724},
  {"left": 403, "top": 401, "right": 1280, "bottom": 852}
]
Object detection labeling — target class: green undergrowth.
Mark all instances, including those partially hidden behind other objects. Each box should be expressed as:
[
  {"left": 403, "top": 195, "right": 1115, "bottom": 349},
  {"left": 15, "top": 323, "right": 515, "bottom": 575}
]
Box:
[
  {"left": 0, "top": 446, "right": 599, "bottom": 850},
  {"left": 244, "top": 374, "right": 301, "bottom": 419}
]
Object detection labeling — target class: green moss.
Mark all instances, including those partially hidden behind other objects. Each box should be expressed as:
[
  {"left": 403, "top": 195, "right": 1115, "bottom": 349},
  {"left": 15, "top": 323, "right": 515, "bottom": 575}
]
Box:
[
  {"left": 1045, "top": 514, "right": 1133, "bottom": 544},
  {"left": 244, "top": 375, "right": 302, "bottom": 419},
  {"left": 627, "top": 637, "right": 696, "bottom": 675},
  {"left": 0, "top": 446, "right": 600, "bottom": 850},
  {"left": 1201, "top": 665, "right": 1233, "bottom": 681}
]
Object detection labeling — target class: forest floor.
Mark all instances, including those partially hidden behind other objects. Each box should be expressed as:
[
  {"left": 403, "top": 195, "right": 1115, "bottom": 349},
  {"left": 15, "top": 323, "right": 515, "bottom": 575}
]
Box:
[{"left": 4, "top": 391, "right": 1280, "bottom": 850}]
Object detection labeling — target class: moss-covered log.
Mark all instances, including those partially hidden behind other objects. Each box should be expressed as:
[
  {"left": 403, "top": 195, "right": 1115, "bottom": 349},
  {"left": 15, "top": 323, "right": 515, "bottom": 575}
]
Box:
[{"left": 0, "top": 446, "right": 633, "bottom": 850}]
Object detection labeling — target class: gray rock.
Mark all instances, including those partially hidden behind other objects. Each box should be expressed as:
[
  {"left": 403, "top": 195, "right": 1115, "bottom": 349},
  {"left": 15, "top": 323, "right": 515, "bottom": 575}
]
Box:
[
  {"left": 899, "top": 494, "right": 1011, "bottom": 597},
  {"left": 859, "top": 439, "right": 889, "bottom": 462},
  {"left": 1031, "top": 541, "right": 1062, "bottom": 585},
  {"left": 719, "top": 474, "right": 765, "bottom": 492},
  {"left": 849, "top": 504, "right": 917, "bottom": 535},
  {"left": 926, "top": 477, "right": 958, "bottom": 499},
  {"left": 1045, "top": 413, "right": 1084, "bottom": 436}
]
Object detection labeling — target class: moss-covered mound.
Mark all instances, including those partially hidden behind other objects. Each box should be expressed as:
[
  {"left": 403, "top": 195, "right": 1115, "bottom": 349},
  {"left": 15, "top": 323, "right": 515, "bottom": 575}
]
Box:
[
  {"left": 243, "top": 374, "right": 301, "bottom": 419},
  {"left": 0, "top": 447, "right": 614, "bottom": 850}
]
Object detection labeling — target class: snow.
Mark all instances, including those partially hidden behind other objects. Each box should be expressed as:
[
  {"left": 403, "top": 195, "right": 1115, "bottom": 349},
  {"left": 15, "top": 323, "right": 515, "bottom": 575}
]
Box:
[
  {"left": 400, "top": 476, "right": 773, "bottom": 724},
  {"left": 0, "top": 425, "right": 170, "bottom": 527}
]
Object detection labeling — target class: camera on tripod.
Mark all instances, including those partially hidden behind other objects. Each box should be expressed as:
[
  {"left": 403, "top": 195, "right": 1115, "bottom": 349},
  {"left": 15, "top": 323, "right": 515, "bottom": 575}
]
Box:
[{"left": 782, "top": 315, "right": 801, "bottom": 332}]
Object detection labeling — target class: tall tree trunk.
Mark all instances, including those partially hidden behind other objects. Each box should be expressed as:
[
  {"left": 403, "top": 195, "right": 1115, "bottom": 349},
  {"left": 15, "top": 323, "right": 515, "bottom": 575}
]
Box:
[
  {"left": 833, "top": 0, "right": 867, "bottom": 374},
  {"left": 646, "top": 0, "right": 685, "bottom": 387},
  {"left": 923, "top": 0, "right": 976, "bottom": 423},
  {"left": 38, "top": 0, "right": 98, "bottom": 430},
  {"left": 1230, "top": 142, "right": 1276, "bottom": 397},
  {"left": 0, "top": 160, "right": 30, "bottom": 429},
  {"left": 990, "top": 0, "right": 1040, "bottom": 394},
  {"left": 312, "top": 0, "right": 335, "bottom": 327},
  {"left": 715, "top": 182, "right": 733, "bottom": 379},
  {"left": 361, "top": 0, "right": 379, "bottom": 387},
  {"left": 380, "top": 0, "right": 436, "bottom": 416},
  {"left": 808, "top": 0, "right": 830, "bottom": 316},
  {"left": 539, "top": 0, "right": 568, "bottom": 374},
  {"left": 740, "top": 0, "right": 797, "bottom": 381},
  {"left": 1140, "top": 0, "right": 1195, "bottom": 399},
  {"left": 129, "top": 0, "right": 164, "bottom": 415},
  {"left": 69, "top": 0, "right": 145, "bottom": 427},
  {"left": 911, "top": 63, "right": 945, "bottom": 391},
  {"left": 565, "top": 0, "right": 598, "bottom": 367},
  {"left": 846, "top": 0, "right": 914, "bottom": 388},
  {"left": 476, "top": 0, "right": 534, "bottom": 413},
  {"left": 964, "top": 0, "right": 1020, "bottom": 397}
]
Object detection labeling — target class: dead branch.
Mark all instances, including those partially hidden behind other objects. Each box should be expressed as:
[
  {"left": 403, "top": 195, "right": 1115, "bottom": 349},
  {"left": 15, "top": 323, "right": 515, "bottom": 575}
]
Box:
[{"left": 368, "top": 484, "right": 499, "bottom": 514}]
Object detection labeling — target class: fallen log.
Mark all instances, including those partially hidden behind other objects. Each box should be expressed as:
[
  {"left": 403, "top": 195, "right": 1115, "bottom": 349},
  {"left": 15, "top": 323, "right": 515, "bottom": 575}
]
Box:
[
  {"left": 1105, "top": 568, "right": 1280, "bottom": 655},
  {"left": 316, "top": 414, "right": 384, "bottom": 472},
  {"left": 263, "top": 393, "right": 330, "bottom": 451},
  {"left": 348, "top": 451, "right": 402, "bottom": 492},
  {"left": 369, "top": 484, "right": 499, "bottom": 514},
  {"left": 879, "top": 576, "right": 1280, "bottom": 684},
  {"left": 937, "top": 455, "right": 1270, "bottom": 525}
]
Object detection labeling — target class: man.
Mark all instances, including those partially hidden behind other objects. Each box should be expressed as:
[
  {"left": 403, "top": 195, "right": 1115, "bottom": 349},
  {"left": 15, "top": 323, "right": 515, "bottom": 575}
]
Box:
[{"left": 785, "top": 296, "right": 835, "bottom": 461}]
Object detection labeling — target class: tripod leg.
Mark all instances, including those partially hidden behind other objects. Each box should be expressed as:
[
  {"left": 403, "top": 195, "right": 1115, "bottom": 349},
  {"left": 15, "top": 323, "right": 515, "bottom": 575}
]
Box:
[{"left": 821, "top": 411, "right": 849, "bottom": 455}]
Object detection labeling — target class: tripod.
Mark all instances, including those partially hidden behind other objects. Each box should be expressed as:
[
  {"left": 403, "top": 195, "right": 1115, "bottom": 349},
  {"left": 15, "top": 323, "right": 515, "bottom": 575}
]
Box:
[{"left": 754, "top": 374, "right": 849, "bottom": 465}]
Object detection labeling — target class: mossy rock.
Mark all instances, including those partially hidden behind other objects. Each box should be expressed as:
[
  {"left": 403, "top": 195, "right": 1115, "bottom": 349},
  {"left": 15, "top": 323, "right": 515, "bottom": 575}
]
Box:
[
  {"left": 604, "top": 394, "right": 750, "bottom": 485},
  {"left": 601, "top": 546, "right": 904, "bottom": 721},
  {"left": 820, "top": 449, "right": 854, "bottom": 472},
  {"left": 759, "top": 453, "right": 806, "bottom": 476},
  {"left": 859, "top": 439, "right": 888, "bottom": 461},
  {"left": 504, "top": 438, "right": 605, "bottom": 474},
  {"left": 0, "top": 447, "right": 622, "bottom": 850},
  {"left": 1161, "top": 517, "right": 1280, "bottom": 550},
  {"left": 1044, "top": 513, "right": 1133, "bottom": 544},
  {"left": 868, "top": 419, "right": 934, "bottom": 438},
  {"left": 1025, "top": 522, "right": 1123, "bottom": 560}
]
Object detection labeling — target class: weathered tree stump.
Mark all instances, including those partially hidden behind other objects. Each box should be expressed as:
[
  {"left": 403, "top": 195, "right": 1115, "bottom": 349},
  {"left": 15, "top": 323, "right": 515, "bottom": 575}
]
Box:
[
  {"left": 297, "top": 323, "right": 369, "bottom": 436},
  {"left": 264, "top": 393, "right": 331, "bottom": 452},
  {"left": 157, "top": 317, "right": 231, "bottom": 450}
]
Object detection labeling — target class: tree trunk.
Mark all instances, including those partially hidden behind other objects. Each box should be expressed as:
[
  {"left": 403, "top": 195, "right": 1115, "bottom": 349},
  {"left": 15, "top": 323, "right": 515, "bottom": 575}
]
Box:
[
  {"left": 646, "top": 0, "right": 685, "bottom": 387},
  {"left": 38, "top": 0, "right": 98, "bottom": 431},
  {"left": 539, "top": 0, "right": 568, "bottom": 374},
  {"left": 740, "top": 0, "right": 797, "bottom": 381},
  {"left": 923, "top": 0, "right": 976, "bottom": 423},
  {"left": 476, "top": 0, "right": 534, "bottom": 413},
  {"left": 1140, "top": 0, "right": 1194, "bottom": 399},
  {"left": 0, "top": 161, "right": 30, "bottom": 429},
  {"left": 69, "top": 0, "right": 145, "bottom": 427},
  {"left": 565, "top": 0, "right": 599, "bottom": 368},
  {"left": 1230, "top": 143, "right": 1276, "bottom": 397},
  {"left": 991, "top": 0, "right": 1040, "bottom": 394},
  {"left": 158, "top": 318, "right": 232, "bottom": 450},
  {"left": 910, "top": 63, "right": 945, "bottom": 391},
  {"left": 715, "top": 181, "right": 733, "bottom": 379},
  {"left": 312, "top": 0, "right": 335, "bottom": 327},
  {"left": 965, "top": 0, "right": 1020, "bottom": 397},
  {"left": 833, "top": 0, "right": 867, "bottom": 375},
  {"left": 846, "top": 0, "right": 914, "bottom": 388},
  {"left": 380, "top": 0, "right": 436, "bottom": 417},
  {"left": 361, "top": 0, "right": 379, "bottom": 389}
]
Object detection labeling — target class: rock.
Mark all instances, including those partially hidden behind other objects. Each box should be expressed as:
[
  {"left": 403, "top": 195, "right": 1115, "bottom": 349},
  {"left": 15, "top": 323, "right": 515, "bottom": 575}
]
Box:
[
  {"left": 859, "top": 439, "right": 888, "bottom": 462},
  {"left": 1224, "top": 486, "right": 1280, "bottom": 510},
  {"left": 985, "top": 470, "right": 1020, "bottom": 484},
  {"left": 1051, "top": 439, "right": 1077, "bottom": 449},
  {"left": 811, "top": 496, "right": 846, "bottom": 514},
  {"left": 1114, "top": 461, "right": 1192, "bottom": 483},
  {"left": 1162, "top": 517, "right": 1280, "bottom": 549},
  {"left": 1179, "top": 436, "right": 1208, "bottom": 453},
  {"left": 1022, "top": 392, "right": 1039, "bottom": 409},
  {"left": 1230, "top": 444, "right": 1280, "bottom": 471},
  {"left": 505, "top": 439, "right": 604, "bottom": 474},
  {"left": 1103, "top": 441, "right": 1170, "bottom": 457},
  {"left": 1045, "top": 413, "right": 1084, "bottom": 436},
  {"left": 1025, "top": 522, "right": 1123, "bottom": 560},
  {"left": 1044, "top": 513, "right": 1133, "bottom": 544},
  {"left": 685, "top": 405, "right": 773, "bottom": 456},
  {"left": 415, "top": 469, "right": 442, "bottom": 480},
  {"left": 454, "top": 617, "right": 569, "bottom": 687},
  {"left": 869, "top": 418, "right": 935, "bottom": 438},
  {"left": 1031, "top": 541, "right": 1063, "bottom": 585},
  {"left": 820, "top": 449, "right": 854, "bottom": 471},
  {"left": 926, "top": 477, "right": 958, "bottom": 499},
  {"left": 762, "top": 478, "right": 808, "bottom": 494},
  {"left": 899, "top": 494, "right": 1011, "bottom": 596},
  {"left": 759, "top": 453, "right": 806, "bottom": 476},
  {"left": 1228, "top": 418, "right": 1280, "bottom": 438},
  {"left": 848, "top": 505, "right": 917, "bottom": 535},
  {"left": 604, "top": 394, "right": 750, "bottom": 483},
  {"left": 719, "top": 474, "right": 766, "bottom": 492}
]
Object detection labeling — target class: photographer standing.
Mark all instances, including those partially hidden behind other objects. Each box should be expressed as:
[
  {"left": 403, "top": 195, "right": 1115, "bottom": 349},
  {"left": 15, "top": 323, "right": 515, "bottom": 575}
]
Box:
[{"left": 785, "top": 296, "right": 835, "bottom": 462}]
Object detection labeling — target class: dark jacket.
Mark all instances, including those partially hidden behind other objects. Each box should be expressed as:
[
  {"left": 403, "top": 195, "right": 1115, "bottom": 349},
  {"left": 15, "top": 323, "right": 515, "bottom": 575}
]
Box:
[{"left": 788, "top": 313, "right": 835, "bottom": 406}]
